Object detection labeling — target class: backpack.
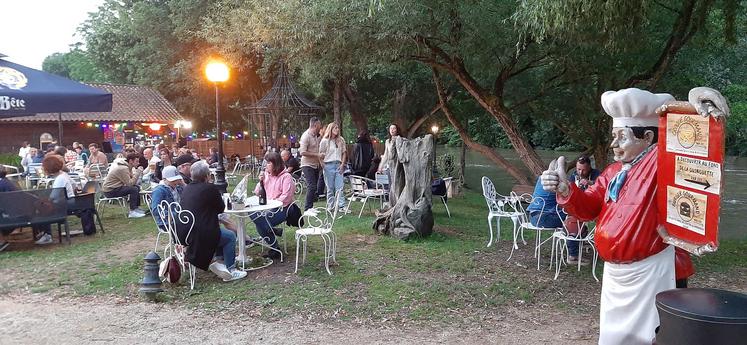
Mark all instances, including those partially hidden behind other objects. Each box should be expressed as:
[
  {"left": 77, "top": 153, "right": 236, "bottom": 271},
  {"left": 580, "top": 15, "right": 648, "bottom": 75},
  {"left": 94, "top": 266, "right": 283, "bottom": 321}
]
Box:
[
  {"left": 79, "top": 209, "right": 96, "bottom": 235},
  {"left": 159, "top": 255, "right": 182, "bottom": 284},
  {"left": 285, "top": 203, "right": 305, "bottom": 228}
]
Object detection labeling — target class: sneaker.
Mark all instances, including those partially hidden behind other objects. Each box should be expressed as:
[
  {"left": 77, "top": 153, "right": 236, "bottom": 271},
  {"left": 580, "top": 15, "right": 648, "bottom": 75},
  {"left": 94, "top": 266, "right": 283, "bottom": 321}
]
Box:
[
  {"left": 0, "top": 241, "right": 10, "bottom": 252},
  {"left": 338, "top": 207, "right": 351, "bottom": 214},
  {"left": 272, "top": 227, "right": 283, "bottom": 237},
  {"left": 133, "top": 209, "right": 147, "bottom": 215},
  {"left": 35, "top": 233, "right": 53, "bottom": 245},
  {"left": 222, "top": 269, "right": 247, "bottom": 282},
  {"left": 128, "top": 210, "right": 146, "bottom": 218},
  {"left": 209, "top": 262, "right": 232, "bottom": 280},
  {"left": 567, "top": 256, "right": 590, "bottom": 266}
]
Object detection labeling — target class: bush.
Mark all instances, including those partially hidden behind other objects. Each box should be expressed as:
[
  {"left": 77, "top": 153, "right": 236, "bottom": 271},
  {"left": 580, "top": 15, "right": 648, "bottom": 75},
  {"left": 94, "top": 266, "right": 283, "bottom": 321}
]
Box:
[
  {"left": 437, "top": 152, "right": 456, "bottom": 177},
  {"left": 0, "top": 153, "right": 21, "bottom": 167}
]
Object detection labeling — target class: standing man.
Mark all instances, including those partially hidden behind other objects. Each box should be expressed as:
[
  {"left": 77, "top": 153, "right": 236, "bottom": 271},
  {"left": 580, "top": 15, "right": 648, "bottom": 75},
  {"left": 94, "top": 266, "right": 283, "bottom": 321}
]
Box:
[
  {"left": 18, "top": 141, "right": 30, "bottom": 160},
  {"left": 541, "top": 87, "right": 728, "bottom": 345},
  {"left": 299, "top": 117, "right": 323, "bottom": 210},
  {"left": 102, "top": 153, "right": 146, "bottom": 218}
]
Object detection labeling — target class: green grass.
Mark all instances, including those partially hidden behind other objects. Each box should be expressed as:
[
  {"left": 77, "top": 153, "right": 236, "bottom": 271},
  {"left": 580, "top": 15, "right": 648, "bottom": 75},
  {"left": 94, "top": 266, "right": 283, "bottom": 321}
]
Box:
[{"left": 1, "top": 186, "right": 745, "bottom": 324}]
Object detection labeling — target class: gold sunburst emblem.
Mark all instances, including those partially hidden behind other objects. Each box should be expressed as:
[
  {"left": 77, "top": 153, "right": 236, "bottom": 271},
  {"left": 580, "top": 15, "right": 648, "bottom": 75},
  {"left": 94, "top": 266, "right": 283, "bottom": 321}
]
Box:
[{"left": 0, "top": 67, "right": 29, "bottom": 90}]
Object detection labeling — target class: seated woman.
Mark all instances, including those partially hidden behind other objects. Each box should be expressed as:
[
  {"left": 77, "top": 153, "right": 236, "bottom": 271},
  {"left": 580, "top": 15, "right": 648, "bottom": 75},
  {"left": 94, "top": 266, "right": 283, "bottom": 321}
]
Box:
[
  {"left": 25, "top": 155, "right": 78, "bottom": 245},
  {"left": 252, "top": 152, "right": 295, "bottom": 260},
  {"left": 179, "top": 160, "right": 246, "bottom": 282}
]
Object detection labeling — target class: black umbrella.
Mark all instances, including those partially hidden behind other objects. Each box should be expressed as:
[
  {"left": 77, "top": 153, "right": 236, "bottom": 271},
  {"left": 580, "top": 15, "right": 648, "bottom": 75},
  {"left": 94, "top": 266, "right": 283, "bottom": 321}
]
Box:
[{"left": 0, "top": 57, "right": 112, "bottom": 144}]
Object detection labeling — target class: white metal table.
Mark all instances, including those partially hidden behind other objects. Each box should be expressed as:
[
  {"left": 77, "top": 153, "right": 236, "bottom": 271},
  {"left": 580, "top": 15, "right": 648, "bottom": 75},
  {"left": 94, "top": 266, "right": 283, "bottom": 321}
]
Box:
[{"left": 223, "top": 197, "right": 283, "bottom": 270}]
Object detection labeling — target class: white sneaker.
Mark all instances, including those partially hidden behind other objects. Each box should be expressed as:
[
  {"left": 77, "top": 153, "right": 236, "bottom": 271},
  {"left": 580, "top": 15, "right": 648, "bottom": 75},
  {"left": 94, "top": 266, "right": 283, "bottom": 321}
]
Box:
[
  {"left": 35, "top": 233, "right": 53, "bottom": 245},
  {"left": 133, "top": 209, "right": 147, "bottom": 214},
  {"left": 128, "top": 210, "right": 146, "bottom": 218},
  {"left": 208, "top": 262, "right": 232, "bottom": 280},
  {"left": 223, "top": 269, "right": 247, "bottom": 282}
]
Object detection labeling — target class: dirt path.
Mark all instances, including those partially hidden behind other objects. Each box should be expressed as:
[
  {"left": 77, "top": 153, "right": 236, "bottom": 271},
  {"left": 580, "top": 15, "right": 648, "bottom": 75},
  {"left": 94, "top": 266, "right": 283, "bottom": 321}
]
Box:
[{"left": 1, "top": 294, "right": 596, "bottom": 345}]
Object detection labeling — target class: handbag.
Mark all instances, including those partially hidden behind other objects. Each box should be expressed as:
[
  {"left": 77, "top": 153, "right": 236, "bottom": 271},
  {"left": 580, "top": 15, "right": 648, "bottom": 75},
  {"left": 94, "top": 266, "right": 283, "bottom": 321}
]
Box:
[{"left": 159, "top": 255, "right": 182, "bottom": 284}]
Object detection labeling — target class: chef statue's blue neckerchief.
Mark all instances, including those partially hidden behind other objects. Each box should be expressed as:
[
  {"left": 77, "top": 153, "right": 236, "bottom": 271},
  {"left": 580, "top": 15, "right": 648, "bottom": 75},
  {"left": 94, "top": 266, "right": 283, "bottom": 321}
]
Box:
[{"left": 606, "top": 144, "right": 655, "bottom": 203}]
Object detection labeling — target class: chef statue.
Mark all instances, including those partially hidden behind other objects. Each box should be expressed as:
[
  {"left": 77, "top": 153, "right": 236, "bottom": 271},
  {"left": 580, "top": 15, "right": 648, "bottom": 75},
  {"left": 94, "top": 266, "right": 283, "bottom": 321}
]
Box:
[{"left": 540, "top": 87, "right": 729, "bottom": 345}]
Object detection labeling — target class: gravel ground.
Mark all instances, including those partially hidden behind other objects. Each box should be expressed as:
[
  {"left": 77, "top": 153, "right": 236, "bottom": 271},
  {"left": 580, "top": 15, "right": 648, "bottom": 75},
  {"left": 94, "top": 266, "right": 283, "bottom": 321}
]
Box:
[{"left": 0, "top": 294, "right": 596, "bottom": 345}]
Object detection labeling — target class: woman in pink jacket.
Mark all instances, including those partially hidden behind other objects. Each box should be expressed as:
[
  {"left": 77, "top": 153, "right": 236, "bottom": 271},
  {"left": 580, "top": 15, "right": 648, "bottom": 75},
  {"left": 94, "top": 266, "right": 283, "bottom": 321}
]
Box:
[{"left": 252, "top": 152, "right": 295, "bottom": 259}]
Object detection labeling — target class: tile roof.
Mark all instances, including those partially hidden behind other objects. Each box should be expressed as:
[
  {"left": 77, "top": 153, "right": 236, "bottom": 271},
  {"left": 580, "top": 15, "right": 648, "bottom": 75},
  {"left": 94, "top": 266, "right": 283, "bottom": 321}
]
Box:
[{"left": 0, "top": 83, "right": 184, "bottom": 123}]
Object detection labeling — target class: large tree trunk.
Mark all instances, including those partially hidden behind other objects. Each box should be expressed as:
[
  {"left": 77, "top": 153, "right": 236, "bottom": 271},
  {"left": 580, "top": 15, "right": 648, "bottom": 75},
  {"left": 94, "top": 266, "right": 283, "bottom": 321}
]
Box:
[
  {"left": 373, "top": 135, "right": 434, "bottom": 240},
  {"left": 342, "top": 82, "right": 368, "bottom": 133},
  {"left": 392, "top": 86, "right": 408, "bottom": 131},
  {"left": 432, "top": 69, "right": 531, "bottom": 185},
  {"left": 448, "top": 62, "right": 546, "bottom": 177},
  {"left": 333, "top": 80, "right": 342, "bottom": 126}
]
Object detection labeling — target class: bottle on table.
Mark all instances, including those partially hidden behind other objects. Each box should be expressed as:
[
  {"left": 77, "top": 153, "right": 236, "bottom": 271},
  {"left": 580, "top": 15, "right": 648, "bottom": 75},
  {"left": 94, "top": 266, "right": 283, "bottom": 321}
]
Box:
[{"left": 258, "top": 178, "right": 267, "bottom": 205}]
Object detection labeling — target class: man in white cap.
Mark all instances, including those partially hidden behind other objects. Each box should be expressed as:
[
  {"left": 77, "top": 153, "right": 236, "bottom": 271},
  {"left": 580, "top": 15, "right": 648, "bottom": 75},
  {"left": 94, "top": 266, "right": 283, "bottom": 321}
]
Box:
[
  {"left": 149, "top": 165, "right": 185, "bottom": 231},
  {"left": 540, "top": 87, "right": 729, "bottom": 345}
]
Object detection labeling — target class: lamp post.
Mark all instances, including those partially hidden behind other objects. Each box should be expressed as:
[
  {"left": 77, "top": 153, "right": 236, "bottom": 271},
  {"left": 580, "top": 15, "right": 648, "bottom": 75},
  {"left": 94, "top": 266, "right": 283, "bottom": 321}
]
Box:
[
  {"left": 431, "top": 124, "right": 440, "bottom": 174},
  {"left": 205, "top": 60, "right": 230, "bottom": 193}
]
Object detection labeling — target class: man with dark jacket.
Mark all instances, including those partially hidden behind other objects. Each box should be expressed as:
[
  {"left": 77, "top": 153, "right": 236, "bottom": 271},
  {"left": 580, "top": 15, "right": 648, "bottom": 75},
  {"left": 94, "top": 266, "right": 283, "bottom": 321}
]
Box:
[
  {"left": 350, "top": 130, "right": 374, "bottom": 177},
  {"left": 175, "top": 154, "right": 197, "bottom": 184},
  {"left": 179, "top": 160, "right": 246, "bottom": 282}
]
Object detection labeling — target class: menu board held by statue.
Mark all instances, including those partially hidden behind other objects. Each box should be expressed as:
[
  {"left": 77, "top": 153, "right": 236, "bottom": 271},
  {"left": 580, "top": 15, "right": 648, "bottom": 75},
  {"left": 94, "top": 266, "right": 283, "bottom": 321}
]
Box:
[{"left": 657, "top": 101, "right": 725, "bottom": 254}]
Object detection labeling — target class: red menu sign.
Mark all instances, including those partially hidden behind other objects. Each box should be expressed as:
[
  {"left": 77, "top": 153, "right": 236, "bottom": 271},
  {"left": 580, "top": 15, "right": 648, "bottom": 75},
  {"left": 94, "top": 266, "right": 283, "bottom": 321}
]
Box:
[{"left": 657, "top": 101, "right": 725, "bottom": 252}]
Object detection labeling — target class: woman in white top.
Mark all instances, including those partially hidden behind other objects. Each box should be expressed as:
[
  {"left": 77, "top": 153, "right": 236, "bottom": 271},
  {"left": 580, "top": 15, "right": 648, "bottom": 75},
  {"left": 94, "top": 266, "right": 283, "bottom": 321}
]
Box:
[
  {"left": 377, "top": 124, "right": 401, "bottom": 173},
  {"left": 34, "top": 155, "right": 78, "bottom": 244},
  {"left": 319, "top": 122, "right": 347, "bottom": 210}
]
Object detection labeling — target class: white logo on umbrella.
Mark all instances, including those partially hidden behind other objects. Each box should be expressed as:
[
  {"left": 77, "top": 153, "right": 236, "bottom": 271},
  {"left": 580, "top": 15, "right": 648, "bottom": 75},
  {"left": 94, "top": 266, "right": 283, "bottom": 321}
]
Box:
[{"left": 0, "top": 67, "right": 28, "bottom": 90}]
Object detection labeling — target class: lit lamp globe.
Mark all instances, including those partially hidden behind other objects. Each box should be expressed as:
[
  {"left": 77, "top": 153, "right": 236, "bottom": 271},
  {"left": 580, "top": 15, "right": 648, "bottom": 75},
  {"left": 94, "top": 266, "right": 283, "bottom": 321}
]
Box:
[
  {"left": 431, "top": 125, "right": 439, "bottom": 134},
  {"left": 205, "top": 61, "right": 229, "bottom": 83}
]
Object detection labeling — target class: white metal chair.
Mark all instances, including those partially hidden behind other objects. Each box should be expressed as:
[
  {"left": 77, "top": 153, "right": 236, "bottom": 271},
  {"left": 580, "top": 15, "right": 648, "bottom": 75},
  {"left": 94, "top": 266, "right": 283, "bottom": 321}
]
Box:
[
  {"left": 512, "top": 195, "right": 564, "bottom": 269},
  {"left": 347, "top": 175, "right": 386, "bottom": 218},
  {"left": 96, "top": 187, "right": 129, "bottom": 218},
  {"left": 295, "top": 190, "right": 342, "bottom": 275},
  {"left": 435, "top": 177, "right": 452, "bottom": 218},
  {"left": 151, "top": 199, "right": 172, "bottom": 257},
  {"left": 481, "top": 176, "right": 523, "bottom": 249},
  {"left": 551, "top": 215, "right": 599, "bottom": 282},
  {"left": 2, "top": 164, "right": 22, "bottom": 180},
  {"left": 25, "top": 163, "right": 44, "bottom": 188},
  {"left": 374, "top": 172, "right": 390, "bottom": 206},
  {"left": 157, "top": 200, "right": 197, "bottom": 289},
  {"left": 292, "top": 172, "right": 305, "bottom": 197},
  {"left": 226, "top": 157, "right": 243, "bottom": 182}
]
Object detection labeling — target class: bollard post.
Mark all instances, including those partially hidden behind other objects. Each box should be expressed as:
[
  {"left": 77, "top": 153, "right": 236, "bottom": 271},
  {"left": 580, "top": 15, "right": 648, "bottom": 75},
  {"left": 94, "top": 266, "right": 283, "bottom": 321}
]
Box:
[{"left": 139, "top": 251, "right": 163, "bottom": 301}]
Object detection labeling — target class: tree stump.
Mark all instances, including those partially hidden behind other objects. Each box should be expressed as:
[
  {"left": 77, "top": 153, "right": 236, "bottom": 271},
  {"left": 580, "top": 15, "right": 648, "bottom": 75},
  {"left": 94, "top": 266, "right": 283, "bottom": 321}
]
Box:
[{"left": 373, "top": 135, "right": 434, "bottom": 240}]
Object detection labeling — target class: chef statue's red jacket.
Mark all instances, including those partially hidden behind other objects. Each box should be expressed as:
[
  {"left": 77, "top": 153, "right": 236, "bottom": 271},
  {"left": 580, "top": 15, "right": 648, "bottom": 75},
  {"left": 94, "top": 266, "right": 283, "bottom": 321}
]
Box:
[{"left": 557, "top": 145, "right": 693, "bottom": 277}]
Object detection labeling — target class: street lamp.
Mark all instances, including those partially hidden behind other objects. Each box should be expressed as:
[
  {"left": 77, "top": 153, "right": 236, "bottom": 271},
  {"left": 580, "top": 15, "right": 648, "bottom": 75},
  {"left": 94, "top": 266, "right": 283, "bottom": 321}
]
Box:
[
  {"left": 205, "top": 60, "right": 230, "bottom": 193},
  {"left": 431, "top": 124, "right": 440, "bottom": 174}
]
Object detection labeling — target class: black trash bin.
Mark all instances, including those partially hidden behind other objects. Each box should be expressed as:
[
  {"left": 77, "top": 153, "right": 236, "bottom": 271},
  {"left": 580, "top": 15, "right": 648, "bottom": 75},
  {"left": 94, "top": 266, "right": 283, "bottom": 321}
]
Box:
[{"left": 655, "top": 288, "right": 747, "bottom": 345}]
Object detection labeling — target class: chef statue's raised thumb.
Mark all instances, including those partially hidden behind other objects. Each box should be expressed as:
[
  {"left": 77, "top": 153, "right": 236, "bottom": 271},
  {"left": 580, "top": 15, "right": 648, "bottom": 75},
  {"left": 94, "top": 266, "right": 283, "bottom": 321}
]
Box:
[{"left": 542, "top": 156, "right": 570, "bottom": 196}]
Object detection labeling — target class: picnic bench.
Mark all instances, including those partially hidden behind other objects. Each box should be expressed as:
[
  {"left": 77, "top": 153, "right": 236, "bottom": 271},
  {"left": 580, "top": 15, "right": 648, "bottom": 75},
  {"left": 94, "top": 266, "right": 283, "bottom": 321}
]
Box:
[{"left": 0, "top": 188, "right": 71, "bottom": 244}]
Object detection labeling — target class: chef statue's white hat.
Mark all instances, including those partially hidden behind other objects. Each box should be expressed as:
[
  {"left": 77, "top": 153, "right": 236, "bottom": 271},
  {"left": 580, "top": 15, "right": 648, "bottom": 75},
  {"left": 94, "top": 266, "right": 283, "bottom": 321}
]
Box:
[{"left": 601, "top": 88, "right": 675, "bottom": 127}]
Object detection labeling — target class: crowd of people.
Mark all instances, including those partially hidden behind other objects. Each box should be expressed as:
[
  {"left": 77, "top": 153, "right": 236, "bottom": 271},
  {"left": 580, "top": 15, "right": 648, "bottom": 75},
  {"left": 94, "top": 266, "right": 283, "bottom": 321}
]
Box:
[{"left": 3, "top": 119, "right": 412, "bottom": 278}]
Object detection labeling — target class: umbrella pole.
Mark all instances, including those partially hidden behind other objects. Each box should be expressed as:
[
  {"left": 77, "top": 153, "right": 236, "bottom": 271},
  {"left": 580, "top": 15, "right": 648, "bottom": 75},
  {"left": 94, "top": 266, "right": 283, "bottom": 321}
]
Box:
[{"left": 58, "top": 112, "right": 63, "bottom": 146}]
